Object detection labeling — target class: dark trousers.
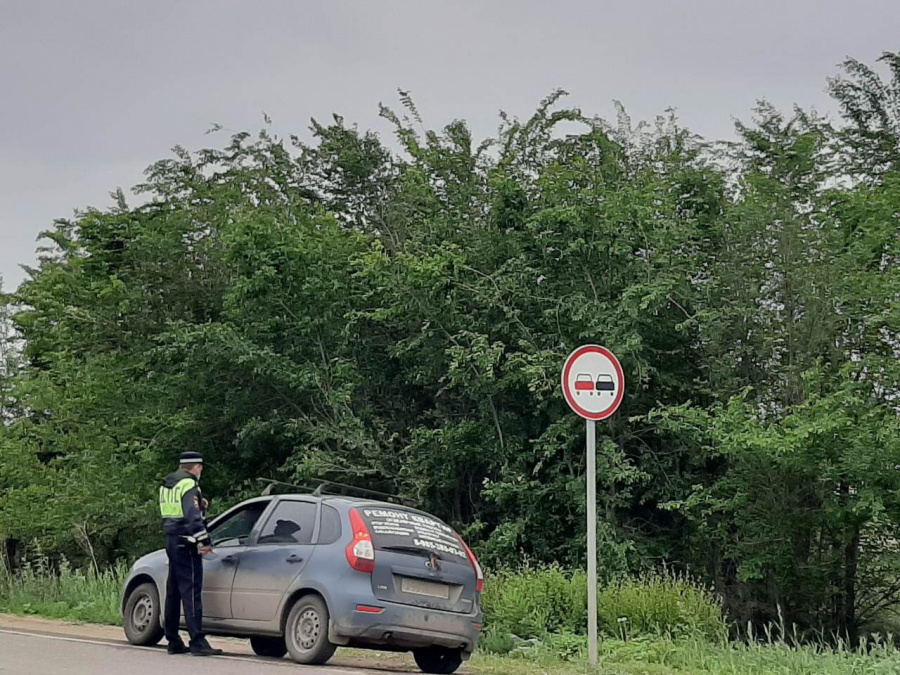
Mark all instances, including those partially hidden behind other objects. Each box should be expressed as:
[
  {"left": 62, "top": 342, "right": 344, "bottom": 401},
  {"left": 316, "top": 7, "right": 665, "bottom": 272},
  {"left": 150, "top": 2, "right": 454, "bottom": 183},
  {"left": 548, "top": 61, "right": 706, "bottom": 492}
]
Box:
[{"left": 164, "top": 535, "right": 205, "bottom": 646}]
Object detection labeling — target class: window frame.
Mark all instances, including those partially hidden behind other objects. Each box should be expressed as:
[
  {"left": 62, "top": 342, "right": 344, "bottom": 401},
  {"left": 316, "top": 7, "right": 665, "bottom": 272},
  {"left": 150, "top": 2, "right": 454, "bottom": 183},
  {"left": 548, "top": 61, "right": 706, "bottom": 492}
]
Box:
[
  {"left": 207, "top": 498, "right": 275, "bottom": 548},
  {"left": 251, "top": 497, "right": 321, "bottom": 547}
]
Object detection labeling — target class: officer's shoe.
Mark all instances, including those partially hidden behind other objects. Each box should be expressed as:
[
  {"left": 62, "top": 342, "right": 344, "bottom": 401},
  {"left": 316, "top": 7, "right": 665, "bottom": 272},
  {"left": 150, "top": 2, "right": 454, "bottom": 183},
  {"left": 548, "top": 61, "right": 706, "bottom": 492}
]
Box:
[
  {"left": 190, "top": 639, "right": 224, "bottom": 657},
  {"left": 167, "top": 640, "right": 189, "bottom": 655}
]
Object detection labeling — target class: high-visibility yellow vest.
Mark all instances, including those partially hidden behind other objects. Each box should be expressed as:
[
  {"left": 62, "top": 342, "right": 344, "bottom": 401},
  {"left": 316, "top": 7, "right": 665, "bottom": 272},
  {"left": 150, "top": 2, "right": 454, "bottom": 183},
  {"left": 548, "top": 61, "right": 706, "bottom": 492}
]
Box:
[{"left": 159, "top": 478, "right": 197, "bottom": 519}]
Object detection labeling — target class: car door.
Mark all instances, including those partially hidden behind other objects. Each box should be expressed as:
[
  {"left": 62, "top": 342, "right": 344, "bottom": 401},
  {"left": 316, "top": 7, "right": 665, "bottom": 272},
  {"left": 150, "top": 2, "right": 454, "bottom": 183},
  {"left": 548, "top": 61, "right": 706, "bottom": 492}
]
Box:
[
  {"left": 230, "top": 498, "right": 319, "bottom": 622},
  {"left": 202, "top": 548, "right": 244, "bottom": 619},
  {"left": 201, "top": 500, "right": 272, "bottom": 619}
]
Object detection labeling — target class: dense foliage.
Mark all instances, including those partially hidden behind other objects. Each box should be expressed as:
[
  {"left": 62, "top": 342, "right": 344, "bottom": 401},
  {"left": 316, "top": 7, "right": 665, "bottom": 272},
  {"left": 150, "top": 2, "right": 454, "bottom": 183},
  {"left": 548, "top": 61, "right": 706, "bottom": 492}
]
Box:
[{"left": 2, "top": 52, "right": 900, "bottom": 640}]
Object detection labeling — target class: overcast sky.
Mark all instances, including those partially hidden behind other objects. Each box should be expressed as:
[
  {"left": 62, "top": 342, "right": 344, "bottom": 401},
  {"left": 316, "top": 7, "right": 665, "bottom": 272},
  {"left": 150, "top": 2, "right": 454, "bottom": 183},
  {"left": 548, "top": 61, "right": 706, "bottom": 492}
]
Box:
[{"left": 2, "top": 0, "right": 898, "bottom": 288}]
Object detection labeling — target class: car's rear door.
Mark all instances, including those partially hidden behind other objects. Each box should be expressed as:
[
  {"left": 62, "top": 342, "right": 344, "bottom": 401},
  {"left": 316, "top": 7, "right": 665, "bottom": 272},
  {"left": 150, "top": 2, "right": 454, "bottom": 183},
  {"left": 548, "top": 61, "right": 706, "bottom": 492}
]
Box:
[
  {"left": 230, "top": 498, "right": 318, "bottom": 622},
  {"left": 358, "top": 505, "right": 478, "bottom": 615}
]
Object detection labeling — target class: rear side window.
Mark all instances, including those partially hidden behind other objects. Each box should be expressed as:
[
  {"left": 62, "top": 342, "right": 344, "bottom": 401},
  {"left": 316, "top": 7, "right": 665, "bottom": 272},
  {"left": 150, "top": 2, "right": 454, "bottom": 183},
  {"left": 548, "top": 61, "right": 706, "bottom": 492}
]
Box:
[
  {"left": 257, "top": 500, "right": 317, "bottom": 545},
  {"left": 317, "top": 505, "right": 342, "bottom": 545},
  {"left": 359, "top": 507, "right": 468, "bottom": 564}
]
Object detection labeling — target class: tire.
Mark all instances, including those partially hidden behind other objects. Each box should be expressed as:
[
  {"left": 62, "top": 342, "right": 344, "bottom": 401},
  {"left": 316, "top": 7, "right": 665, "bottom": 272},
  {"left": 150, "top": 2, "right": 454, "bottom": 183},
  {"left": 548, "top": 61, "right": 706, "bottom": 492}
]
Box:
[
  {"left": 284, "top": 595, "right": 337, "bottom": 665},
  {"left": 250, "top": 635, "right": 288, "bottom": 658},
  {"left": 123, "top": 582, "right": 164, "bottom": 646},
  {"left": 413, "top": 647, "right": 464, "bottom": 674}
]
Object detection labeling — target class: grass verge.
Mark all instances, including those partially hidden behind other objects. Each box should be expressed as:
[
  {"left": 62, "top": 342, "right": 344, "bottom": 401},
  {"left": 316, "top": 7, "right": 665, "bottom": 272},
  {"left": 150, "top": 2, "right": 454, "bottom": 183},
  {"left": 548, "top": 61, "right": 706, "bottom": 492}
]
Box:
[
  {"left": 3, "top": 560, "right": 900, "bottom": 673},
  {"left": 0, "top": 557, "right": 122, "bottom": 624},
  {"left": 469, "top": 636, "right": 900, "bottom": 674}
]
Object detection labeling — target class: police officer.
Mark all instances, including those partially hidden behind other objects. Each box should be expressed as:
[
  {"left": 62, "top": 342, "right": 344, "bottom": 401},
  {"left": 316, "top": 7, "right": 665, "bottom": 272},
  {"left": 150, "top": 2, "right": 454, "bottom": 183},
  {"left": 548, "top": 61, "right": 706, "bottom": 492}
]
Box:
[{"left": 159, "top": 451, "right": 223, "bottom": 657}]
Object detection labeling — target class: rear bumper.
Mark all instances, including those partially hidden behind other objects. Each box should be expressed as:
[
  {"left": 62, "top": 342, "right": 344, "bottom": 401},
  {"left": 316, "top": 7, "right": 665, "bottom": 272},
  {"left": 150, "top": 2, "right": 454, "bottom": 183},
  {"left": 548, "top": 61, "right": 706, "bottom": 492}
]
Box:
[{"left": 331, "top": 601, "right": 482, "bottom": 654}]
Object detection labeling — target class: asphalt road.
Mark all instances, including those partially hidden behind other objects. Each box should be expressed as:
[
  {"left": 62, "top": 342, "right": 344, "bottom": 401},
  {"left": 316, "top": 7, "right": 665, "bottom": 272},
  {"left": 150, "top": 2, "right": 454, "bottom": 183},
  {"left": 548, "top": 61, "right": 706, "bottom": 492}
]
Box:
[{"left": 0, "top": 628, "right": 406, "bottom": 675}]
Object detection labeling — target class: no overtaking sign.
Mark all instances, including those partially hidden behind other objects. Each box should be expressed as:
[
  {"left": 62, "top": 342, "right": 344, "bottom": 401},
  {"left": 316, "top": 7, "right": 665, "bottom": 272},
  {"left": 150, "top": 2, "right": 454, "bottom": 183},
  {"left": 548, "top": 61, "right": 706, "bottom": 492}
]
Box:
[
  {"left": 562, "top": 345, "right": 625, "bottom": 420},
  {"left": 561, "top": 344, "right": 624, "bottom": 668}
]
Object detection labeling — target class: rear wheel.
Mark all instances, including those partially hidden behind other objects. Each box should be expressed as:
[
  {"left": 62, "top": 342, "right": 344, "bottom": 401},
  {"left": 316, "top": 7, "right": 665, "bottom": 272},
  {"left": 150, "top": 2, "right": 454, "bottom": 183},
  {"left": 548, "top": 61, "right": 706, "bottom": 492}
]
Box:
[
  {"left": 413, "top": 647, "right": 464, "bottom": 674},
  {"left": 284, "top": 595, "right": 336, "bottom": 665},
  {"left": 123, "top": 582, "right": 164, "bottom": 646},
  {"left": 250, "top": 636, "right": 287, "bottom": 658}
]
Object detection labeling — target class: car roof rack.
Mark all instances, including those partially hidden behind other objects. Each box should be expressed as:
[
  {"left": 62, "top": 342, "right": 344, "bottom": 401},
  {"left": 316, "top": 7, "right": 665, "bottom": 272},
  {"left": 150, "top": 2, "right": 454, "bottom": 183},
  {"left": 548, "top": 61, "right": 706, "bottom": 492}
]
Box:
[
  {"left": 311, "top": 480, "right": 418, "bottom": 506},
  {"left": 258, "top": 479, "right": 318, "bottom": 496},
  {"left": 257, "top": 478, "right": 418, "bottom": 507}
]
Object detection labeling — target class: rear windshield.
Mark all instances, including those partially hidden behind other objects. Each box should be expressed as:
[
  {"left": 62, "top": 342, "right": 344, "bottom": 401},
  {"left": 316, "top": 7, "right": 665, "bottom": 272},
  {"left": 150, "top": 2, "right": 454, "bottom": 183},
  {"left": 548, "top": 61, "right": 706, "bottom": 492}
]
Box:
[{"left": 359, "top": 507, "right": 468, "bottom": 562}]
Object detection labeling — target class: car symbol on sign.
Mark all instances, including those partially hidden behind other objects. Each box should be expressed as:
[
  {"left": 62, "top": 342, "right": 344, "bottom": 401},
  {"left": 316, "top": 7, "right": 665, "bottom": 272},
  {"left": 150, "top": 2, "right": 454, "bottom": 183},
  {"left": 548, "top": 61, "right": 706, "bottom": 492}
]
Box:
[
  {"left": 596, "top": 374, "right": 615, "bottom": 395},
  {"left": 575, "top": 374, "right": 594, "bottom": 395}
]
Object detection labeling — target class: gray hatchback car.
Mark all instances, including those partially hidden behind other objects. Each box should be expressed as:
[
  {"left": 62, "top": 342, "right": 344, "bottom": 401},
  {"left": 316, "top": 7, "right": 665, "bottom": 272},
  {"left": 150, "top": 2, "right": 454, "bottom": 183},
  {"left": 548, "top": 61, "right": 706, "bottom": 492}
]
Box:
[{"left": 121, "top": 493, "right": 484, "bottom": 673}]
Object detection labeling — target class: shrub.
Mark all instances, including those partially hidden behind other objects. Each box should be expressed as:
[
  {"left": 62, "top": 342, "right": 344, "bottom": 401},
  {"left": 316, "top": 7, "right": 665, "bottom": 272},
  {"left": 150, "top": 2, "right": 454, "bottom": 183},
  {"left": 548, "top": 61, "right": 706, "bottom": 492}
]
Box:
[
  {"left": 481, "top": 565, "right": 588, "bottom": 645},
  {"left": 481, "top": 565, "right": 725, "bottom": 653},
  {"left": 600, "top": 571, "right": 726, "bottom": 642}
]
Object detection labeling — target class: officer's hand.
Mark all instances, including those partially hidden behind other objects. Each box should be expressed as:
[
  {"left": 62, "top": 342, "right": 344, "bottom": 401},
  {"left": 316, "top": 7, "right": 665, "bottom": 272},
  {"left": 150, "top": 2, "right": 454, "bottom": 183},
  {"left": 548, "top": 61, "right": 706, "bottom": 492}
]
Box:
[
  {"left": 202, "top": 498, "right": 210, "bottom": 510},
  {"left": 199, "top": 545, "right": 213, "bottom": 555}
]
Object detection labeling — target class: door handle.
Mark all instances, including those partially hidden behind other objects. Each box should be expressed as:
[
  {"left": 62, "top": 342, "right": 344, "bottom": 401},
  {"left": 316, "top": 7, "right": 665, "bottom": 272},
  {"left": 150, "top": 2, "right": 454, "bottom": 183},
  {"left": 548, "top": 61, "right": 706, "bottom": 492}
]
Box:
[
  {"left": 222, "top": 555, "right": 238, "bottom": 565},
  {"left": 286, "top": 554, "right": 304, "bottom": 564}
]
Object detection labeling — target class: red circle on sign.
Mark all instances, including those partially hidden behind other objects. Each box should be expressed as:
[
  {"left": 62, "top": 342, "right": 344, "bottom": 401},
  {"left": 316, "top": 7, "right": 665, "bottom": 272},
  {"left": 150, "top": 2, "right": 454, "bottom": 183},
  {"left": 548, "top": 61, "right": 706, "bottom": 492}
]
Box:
[{"left": 561, "top": 345, "right": 625, "bottom": 420}]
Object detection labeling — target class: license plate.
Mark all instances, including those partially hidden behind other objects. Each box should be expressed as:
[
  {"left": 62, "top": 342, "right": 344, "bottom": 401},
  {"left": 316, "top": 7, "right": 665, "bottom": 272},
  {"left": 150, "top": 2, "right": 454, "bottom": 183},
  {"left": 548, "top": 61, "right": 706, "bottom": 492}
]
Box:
[{"left": 401, "top": 577, "right": 450, "bottom": 599}]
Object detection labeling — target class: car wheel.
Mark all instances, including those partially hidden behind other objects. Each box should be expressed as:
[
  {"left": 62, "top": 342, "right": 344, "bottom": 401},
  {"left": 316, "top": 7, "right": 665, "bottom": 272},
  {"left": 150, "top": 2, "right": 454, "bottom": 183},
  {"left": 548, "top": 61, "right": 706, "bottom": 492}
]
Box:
[
  {"left": 250, "top": 636, "right": 287, "bottom": 658},
  {"left": 123, "top": 582, "right": 164, "bottom": 646},
  {"left": 284, "top": 595, "right": 336, "bottom": 665},
  {"left": 413, "top": 647, "right": 464, "bottom": 674}
]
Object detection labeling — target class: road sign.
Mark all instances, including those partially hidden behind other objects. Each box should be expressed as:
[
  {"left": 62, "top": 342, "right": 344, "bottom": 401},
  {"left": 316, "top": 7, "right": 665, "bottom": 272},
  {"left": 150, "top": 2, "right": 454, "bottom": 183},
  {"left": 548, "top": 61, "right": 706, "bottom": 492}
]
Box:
[
  {"left": 562, "top": 344, "right": 625, "bottom": 421},
  {"left": 561, "top": 344, "right": 624, "bottom": 669}
]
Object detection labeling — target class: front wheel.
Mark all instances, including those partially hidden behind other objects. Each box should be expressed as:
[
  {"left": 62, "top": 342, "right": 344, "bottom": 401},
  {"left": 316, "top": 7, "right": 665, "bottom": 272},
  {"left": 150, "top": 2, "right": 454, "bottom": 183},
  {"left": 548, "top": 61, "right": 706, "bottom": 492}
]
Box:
[
  {"left": 250, "top": 636, "right": 287, "bottom": 658},
  {"left": 123, "top": 582, "right": 164, "bottom": 646},
  {"left": 413, "top": 647, "right": 464, "bottom": 674},
  {"left": 284, "top": 595, "right": 336, "bottom": 665}
]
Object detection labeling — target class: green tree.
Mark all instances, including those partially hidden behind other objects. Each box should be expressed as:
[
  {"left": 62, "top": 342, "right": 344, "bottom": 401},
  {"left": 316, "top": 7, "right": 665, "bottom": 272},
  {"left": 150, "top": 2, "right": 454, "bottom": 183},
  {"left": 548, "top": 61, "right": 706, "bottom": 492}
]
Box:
[
  {"left": 655, "top": 59, "right": 900, "bottom": 637},
  {"left": 2, "top": 53, "right": 900, "bottom": 642}
]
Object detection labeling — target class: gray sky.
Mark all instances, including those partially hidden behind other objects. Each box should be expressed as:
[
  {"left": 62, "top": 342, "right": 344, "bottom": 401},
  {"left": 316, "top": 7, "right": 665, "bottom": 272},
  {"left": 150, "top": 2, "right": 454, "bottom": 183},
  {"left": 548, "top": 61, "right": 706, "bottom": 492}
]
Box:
[{"left": 2, "top": 0, "right": 898, "bottom": 289}]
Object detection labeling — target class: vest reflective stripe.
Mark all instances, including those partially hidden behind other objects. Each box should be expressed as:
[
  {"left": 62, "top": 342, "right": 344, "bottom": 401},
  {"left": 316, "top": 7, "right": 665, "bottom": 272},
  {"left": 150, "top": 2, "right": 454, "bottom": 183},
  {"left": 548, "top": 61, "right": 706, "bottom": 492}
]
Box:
[{"left": 159, "top": 478, "right": 196, "bottom": 519}]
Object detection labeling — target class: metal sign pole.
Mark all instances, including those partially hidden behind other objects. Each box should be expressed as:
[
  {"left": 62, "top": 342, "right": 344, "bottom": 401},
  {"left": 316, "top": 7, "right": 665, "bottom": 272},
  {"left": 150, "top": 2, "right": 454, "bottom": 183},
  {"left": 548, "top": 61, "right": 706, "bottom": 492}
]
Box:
[
  {"left": 586, "top": 418, "right": 598, "bottom": 667},
  {"left": 562, "top": 344, "right": 623, "bottom": 670}
]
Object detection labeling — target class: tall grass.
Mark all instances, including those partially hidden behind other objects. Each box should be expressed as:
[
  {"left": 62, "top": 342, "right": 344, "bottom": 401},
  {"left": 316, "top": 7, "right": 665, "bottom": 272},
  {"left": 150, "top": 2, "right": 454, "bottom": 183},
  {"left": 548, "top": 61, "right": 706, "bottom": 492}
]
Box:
[
  {"left": 2, "top": 558, "right": 724, "bottom": 643},
  {"left": 470, "top": 636, "right": 900, "bottom": 674},
  {"left": 3, "top": 559, "right": 900, "bottom": 673},
  {"left": 601, "top": 571, "right": 725, "bottom": 641},
  {"left": 597, "top": 634, "right": 900, "bottom": 674},
  {"left": 480, "top": 565, "right": 726, "bottom": 654},
  {"left": 0, "top": 556, "right": 125, "bottom": 625}
]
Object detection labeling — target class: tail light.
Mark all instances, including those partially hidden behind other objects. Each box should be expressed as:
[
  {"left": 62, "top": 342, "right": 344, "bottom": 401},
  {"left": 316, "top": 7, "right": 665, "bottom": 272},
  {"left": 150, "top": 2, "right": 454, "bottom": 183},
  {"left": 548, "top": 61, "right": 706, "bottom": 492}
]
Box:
[
  {"left": 455, "top": 533, "right": 484, "bottom": 593},
  {"left": 345, "top": 508, "right": 375, "bottom": 574}
]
